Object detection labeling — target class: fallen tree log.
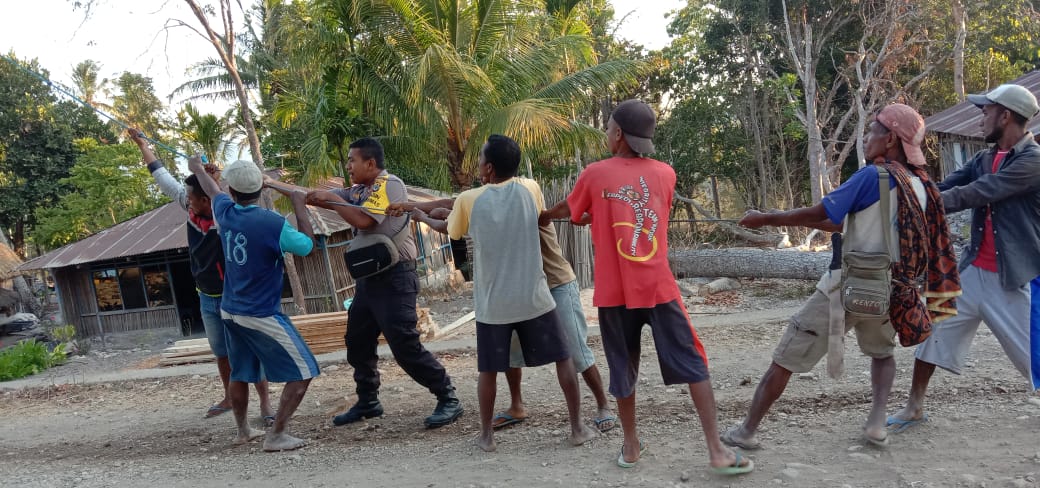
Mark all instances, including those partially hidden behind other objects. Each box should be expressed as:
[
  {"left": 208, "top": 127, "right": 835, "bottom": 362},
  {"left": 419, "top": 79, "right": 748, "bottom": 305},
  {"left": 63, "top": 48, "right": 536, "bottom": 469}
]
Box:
[
  {"left": 670, "top": 248, "right": 830, "bottom": 280},
  {"left": 672, "top": 193, "right": 786, "bottom": 246}
]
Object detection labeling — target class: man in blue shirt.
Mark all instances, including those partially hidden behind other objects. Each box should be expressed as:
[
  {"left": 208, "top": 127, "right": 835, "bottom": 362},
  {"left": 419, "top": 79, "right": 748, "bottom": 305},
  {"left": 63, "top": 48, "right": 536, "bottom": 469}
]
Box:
[
  {"left": 130, "top": 129, "right": 272, "bottom": 422},
  {"left": 188, "top": 156, "right": 320, "bottom": 452}
]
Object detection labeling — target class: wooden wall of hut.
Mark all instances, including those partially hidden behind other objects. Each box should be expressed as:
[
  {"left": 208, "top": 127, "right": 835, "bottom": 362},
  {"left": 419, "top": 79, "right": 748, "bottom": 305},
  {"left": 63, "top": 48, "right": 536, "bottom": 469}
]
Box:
[
  {"left": 55, "top": 267, "right": 183, "bottom": 337},
  {"left": 279, "top": 221, "right": 457, "bottom": 316},
  {"left": 540, "top": 177, "right": 594, "bottom": 289}
]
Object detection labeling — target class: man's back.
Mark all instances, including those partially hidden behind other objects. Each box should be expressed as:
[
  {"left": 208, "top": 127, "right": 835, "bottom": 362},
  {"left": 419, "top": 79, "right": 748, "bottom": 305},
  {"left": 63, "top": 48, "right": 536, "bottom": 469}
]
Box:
[
  {"left": 212, "top": 194, "right": 293, "bottom": 317},
  {"left": 448, "top": 178, "right": 554, "bottom": 324},
  {"left": 566, "top": 156, "right": 679, "bottom": 309}
]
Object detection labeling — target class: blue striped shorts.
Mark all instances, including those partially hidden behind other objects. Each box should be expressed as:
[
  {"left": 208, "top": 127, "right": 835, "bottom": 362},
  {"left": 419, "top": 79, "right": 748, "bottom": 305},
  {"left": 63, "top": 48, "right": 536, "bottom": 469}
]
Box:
[{"left": 221, "top": 311, "right": 320, "bottom": 383}]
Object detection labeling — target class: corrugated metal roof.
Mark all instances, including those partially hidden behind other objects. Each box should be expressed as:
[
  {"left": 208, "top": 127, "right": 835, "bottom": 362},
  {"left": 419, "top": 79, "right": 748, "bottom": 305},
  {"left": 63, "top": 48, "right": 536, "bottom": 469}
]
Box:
[
  {"left": 18, "top": 200, "right": 189, "bottom": 270},
  {"left": 19, "top": 179, "right": 450, "bottom": 271},
  {"left": 926, "top": 70, "right": 1040, "bottom": 138},
  {"left": 19, "top": 202, "right": 188, "bottom": 271}
]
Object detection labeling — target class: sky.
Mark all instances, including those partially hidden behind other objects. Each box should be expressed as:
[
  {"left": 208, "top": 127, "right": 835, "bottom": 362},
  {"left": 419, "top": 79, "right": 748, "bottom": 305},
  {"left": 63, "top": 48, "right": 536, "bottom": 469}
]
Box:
[{"left": 1, "top": 0, "right": 684, "bottom": 112}]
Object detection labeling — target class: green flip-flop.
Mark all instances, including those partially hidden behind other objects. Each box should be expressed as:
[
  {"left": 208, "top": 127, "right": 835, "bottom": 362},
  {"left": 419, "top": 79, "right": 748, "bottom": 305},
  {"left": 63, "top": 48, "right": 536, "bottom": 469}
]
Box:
[{"left": 712, "top": 451, "right": 755, "bottom": 476}]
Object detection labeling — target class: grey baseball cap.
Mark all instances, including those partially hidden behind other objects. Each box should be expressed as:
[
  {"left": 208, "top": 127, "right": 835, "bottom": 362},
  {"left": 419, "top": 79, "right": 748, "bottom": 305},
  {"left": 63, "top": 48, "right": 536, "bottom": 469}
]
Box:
[{"left": 967, "top": 84, "right": 1039, "bottom": 120}]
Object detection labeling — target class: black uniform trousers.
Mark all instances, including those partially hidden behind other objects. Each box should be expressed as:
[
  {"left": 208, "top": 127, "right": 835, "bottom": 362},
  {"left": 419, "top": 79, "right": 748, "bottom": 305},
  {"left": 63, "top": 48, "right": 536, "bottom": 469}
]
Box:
[{"left": 346, "top": 262, "right": 453, "bottom": 398}]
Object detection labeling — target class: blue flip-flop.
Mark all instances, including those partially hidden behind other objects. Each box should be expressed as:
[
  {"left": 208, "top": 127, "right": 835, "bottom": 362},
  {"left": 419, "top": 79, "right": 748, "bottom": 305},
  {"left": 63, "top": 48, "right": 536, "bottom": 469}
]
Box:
[
  {"left": 886, "top": 414, "right": 928, "bottom": 433},
  {"left": 491, "top": 412, "right": 526, "bottom": 430},
  {"left": 594, "top": 414, "right": 618, "bottom": 433}
]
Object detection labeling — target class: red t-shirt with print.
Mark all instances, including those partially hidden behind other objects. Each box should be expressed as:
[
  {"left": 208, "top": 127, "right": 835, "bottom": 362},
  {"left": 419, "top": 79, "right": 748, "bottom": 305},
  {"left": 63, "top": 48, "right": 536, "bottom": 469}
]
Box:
[
  {"left": 567, "top": 156, "right": 681, "bottom": 308},
  {"left": 972, "top": 150, "right": 1008, "bottom": 272}
]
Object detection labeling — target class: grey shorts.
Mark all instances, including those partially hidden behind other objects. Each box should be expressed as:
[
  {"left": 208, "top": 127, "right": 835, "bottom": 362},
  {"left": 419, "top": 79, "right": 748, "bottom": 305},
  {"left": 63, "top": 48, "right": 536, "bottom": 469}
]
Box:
[
  {"left": 509, "top": 281, "right": 596, "bottom": 372},
  {"left": 915, "top": 265, "right": 1032, "bottom": 380},
  {"left": 773, "top": 271, "right": 897, "bottom": 373}
]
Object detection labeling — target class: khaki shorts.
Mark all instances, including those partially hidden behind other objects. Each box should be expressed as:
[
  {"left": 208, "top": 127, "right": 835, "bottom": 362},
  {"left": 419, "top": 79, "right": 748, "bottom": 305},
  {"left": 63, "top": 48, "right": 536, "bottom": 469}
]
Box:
[{"left": 773, "top": 271, "right": 897, "bottom": 373}]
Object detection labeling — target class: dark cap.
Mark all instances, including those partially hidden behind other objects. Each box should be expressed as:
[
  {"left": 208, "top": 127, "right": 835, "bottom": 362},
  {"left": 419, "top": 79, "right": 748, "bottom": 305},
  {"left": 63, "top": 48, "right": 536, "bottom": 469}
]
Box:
[{"left": 610, "top": 99, "right": 656, "bottom": 154}]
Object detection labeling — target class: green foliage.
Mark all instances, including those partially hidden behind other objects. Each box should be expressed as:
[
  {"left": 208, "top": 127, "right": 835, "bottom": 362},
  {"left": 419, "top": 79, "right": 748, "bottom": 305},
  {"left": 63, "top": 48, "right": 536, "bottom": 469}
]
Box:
[
  {"left": 0, "top": 340, "right": 66, "bottom": 381},
  {"left": 175, "top": 103, "right": 243, "bottom": 164},
  {"left": 269, "top": 0, "right": 644, "bottom": 190},
  {"left": 0, "top": 52, "right": 81, "bottom": 253},
  {"left": 34, "top": 139, "right": 168, "bottom": 249},
  {"left": 111, "top": 72, "right": 166, "bottom": 137}
]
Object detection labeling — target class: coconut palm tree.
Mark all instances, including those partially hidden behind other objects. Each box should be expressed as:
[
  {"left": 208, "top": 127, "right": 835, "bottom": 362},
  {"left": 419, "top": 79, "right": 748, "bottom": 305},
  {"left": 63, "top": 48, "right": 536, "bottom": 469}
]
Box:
[
  {"left": 275, "top": 0, "right": 644, "bottom": 189},
  {"left": 70, "top": 59, "right": 109, "bottom": 109},
  {"left": 175, "top": 103, "right": 244, "bottom": 164}
]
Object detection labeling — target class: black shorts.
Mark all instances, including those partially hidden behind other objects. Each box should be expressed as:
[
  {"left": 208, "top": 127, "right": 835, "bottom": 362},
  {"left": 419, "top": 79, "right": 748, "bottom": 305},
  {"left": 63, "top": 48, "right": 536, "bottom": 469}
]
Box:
[
  {"left": 598, "top": 300, "right": 710, "bottom": 398},
  {"left": 476, "top": 309, "right": 570, "bottom": 372}
]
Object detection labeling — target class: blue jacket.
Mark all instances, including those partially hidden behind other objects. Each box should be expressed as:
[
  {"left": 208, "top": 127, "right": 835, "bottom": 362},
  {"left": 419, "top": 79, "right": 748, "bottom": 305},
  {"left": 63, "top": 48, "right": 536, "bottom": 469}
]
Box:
[{"left": 939, "top": 132, "right": 1040, "bottom": 290}]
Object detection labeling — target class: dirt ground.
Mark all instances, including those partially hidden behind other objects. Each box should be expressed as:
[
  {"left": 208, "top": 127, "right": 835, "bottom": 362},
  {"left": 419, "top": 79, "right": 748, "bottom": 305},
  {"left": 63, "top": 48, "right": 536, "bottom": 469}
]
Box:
[{"left": 1, "top": 279, "right": 1039, "bottom": 488}]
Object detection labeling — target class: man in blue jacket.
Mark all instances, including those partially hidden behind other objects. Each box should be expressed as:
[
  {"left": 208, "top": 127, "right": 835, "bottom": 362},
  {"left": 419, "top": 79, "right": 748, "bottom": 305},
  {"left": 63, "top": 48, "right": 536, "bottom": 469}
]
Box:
[{"left": 889, "top": 84, "right": 1040, "bottom": 431}]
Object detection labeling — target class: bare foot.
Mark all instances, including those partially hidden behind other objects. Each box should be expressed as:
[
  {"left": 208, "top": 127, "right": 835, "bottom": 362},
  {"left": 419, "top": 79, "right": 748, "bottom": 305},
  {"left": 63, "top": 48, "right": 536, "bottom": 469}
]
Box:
[
  {"left": 263, "top": 432, "right": 307, "bottom": 452},
  {"left": 569, "top": 423, "right": 598, "bottom": 446},
  {"left": 234, "top": 428, "right": 265, "bottom": 445},
  {"left": 475, "top": 431, "right": 496, "bottom": 452}
]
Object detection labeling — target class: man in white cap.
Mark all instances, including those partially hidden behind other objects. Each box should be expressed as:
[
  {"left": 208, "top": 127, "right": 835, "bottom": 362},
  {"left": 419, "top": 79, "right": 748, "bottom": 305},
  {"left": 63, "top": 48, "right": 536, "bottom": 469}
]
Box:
[
  {"left": 888, "top": 84, "right": 1040, "bottom": 431},
  {"left": 188, "top": 156, "right": 320, "bottom": 452}
]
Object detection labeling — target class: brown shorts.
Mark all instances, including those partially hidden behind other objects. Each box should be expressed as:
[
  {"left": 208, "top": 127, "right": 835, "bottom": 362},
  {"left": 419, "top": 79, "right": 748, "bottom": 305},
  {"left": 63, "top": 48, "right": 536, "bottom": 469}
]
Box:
[{"left": 773, "top": 272, "right": 897, "bottom": 373}]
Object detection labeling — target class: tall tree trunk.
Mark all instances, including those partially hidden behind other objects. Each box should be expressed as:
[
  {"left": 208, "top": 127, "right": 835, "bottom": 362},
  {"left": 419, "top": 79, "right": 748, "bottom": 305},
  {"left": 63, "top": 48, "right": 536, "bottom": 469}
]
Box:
[
  {"left": 952, "top": 0, "right": 967, "bottom": 100},
  {"left": 447, "top": 140, "right": 470, "bottom": 189},
  {"left": 184, "top": 0, "right": 307, "bottom": 314},
  {"left": 0, "top": 231, "right": 40, "bottom": 316}
]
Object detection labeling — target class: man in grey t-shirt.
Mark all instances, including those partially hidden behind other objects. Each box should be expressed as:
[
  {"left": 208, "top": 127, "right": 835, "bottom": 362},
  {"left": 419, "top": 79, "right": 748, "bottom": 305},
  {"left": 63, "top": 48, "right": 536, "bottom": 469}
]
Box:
[{"left": 303, "top": 137, "right": 462, "bottom": 429}]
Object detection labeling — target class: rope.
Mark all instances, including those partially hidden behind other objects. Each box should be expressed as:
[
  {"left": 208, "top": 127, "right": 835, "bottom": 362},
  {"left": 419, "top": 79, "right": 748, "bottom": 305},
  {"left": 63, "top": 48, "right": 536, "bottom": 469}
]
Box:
[{"left": 0, "top": 53, "right": 189, "bottom": 159}]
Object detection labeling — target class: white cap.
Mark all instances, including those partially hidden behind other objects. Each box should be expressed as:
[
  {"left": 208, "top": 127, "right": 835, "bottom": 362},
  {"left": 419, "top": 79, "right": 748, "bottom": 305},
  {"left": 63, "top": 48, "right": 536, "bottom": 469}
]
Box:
[
  {"left": 222, "top": 159, "right": 263, "bottom": 193},
  {"left": 967, "top": 84, "right": 1040, "bottom": 120}
]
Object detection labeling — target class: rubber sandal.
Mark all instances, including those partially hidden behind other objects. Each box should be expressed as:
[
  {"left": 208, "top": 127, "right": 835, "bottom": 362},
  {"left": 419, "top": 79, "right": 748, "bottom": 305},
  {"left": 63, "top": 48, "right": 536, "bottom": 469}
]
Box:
[
  {"left": 593, "top": 414, "right": 618, "bottom": 433},
  {"left": 712, "top": 451, "right": 755, "bottom": 475},
  {"left": 204, "top": 405, "right": 231, "bottom": 418},
  {"left": 491, "top": 412, "right": 526, "bottom": 430},
  {"left": 617, "top": 441, "right": 647, "bottom": 468}
]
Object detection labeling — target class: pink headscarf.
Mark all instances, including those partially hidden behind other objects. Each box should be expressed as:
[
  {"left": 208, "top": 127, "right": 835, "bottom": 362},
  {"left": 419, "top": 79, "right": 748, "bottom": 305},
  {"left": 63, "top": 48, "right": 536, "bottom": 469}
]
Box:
[{"left": 875, "top": 103, "right": 927, "bottom": 167}]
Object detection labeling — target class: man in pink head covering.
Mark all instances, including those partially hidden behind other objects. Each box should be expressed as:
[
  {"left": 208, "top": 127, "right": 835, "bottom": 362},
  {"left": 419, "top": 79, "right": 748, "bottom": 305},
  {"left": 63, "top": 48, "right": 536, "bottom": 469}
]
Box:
[{"left": 727, "top": 103, "right": 958, "bottom": 448}]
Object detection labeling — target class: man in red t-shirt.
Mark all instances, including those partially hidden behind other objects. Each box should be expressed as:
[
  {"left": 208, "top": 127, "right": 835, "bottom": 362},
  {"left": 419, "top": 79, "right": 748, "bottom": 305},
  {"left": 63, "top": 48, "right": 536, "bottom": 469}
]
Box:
[{"left": 541, "top": 100, "right": 752, "bottom": 475}]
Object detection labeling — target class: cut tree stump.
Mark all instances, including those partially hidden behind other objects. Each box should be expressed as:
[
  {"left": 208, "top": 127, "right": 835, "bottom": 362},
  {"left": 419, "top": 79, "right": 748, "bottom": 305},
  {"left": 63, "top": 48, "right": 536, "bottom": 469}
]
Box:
[{"left": 670, "top": 248, "right": 831, "bottom": 280}]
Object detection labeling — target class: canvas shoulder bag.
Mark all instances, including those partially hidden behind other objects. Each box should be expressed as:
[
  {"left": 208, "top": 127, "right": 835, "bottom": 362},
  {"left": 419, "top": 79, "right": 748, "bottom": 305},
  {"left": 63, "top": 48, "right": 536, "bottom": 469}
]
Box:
[
  {"left": 344, "top": 214, "right": 411, "bottom": 280},
  {"left": 840, "top": 167, "right": 895, "bottom": 318}
]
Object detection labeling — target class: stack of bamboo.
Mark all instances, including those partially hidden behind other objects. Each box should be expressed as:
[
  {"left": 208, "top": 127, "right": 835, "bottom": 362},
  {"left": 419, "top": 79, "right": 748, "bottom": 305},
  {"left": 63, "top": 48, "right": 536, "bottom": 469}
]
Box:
[
  {"left": 294, "top": 308, "right": 436, "bottom": 354},
  {"left": 158, "top": 308, "right": 437, "bottom": 366},
  {"left": 158, "top": 338, "right": 214, "bottom": 366}
]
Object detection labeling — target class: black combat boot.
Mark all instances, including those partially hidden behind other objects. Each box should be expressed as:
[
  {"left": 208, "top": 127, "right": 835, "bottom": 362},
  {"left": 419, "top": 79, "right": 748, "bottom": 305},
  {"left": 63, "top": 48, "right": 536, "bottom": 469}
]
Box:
[
  {"left": 424, "top": 388, "right": 464, "bottom": 428},
  {"left": 333, "top": 393, "right": 384, "bottom": 426}
]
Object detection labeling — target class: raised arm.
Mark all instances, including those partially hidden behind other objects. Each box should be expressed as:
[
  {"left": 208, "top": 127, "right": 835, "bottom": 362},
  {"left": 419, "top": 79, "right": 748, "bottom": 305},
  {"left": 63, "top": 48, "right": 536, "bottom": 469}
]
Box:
[
  {"left": 187, "top": 155, "right": 224, "bottom": 199},
  {"left": 130, "top": 129, "right": 187, "bottom": 209},
  {"left": 290, "top": 190, "right": 315, "bottom": 245}
]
